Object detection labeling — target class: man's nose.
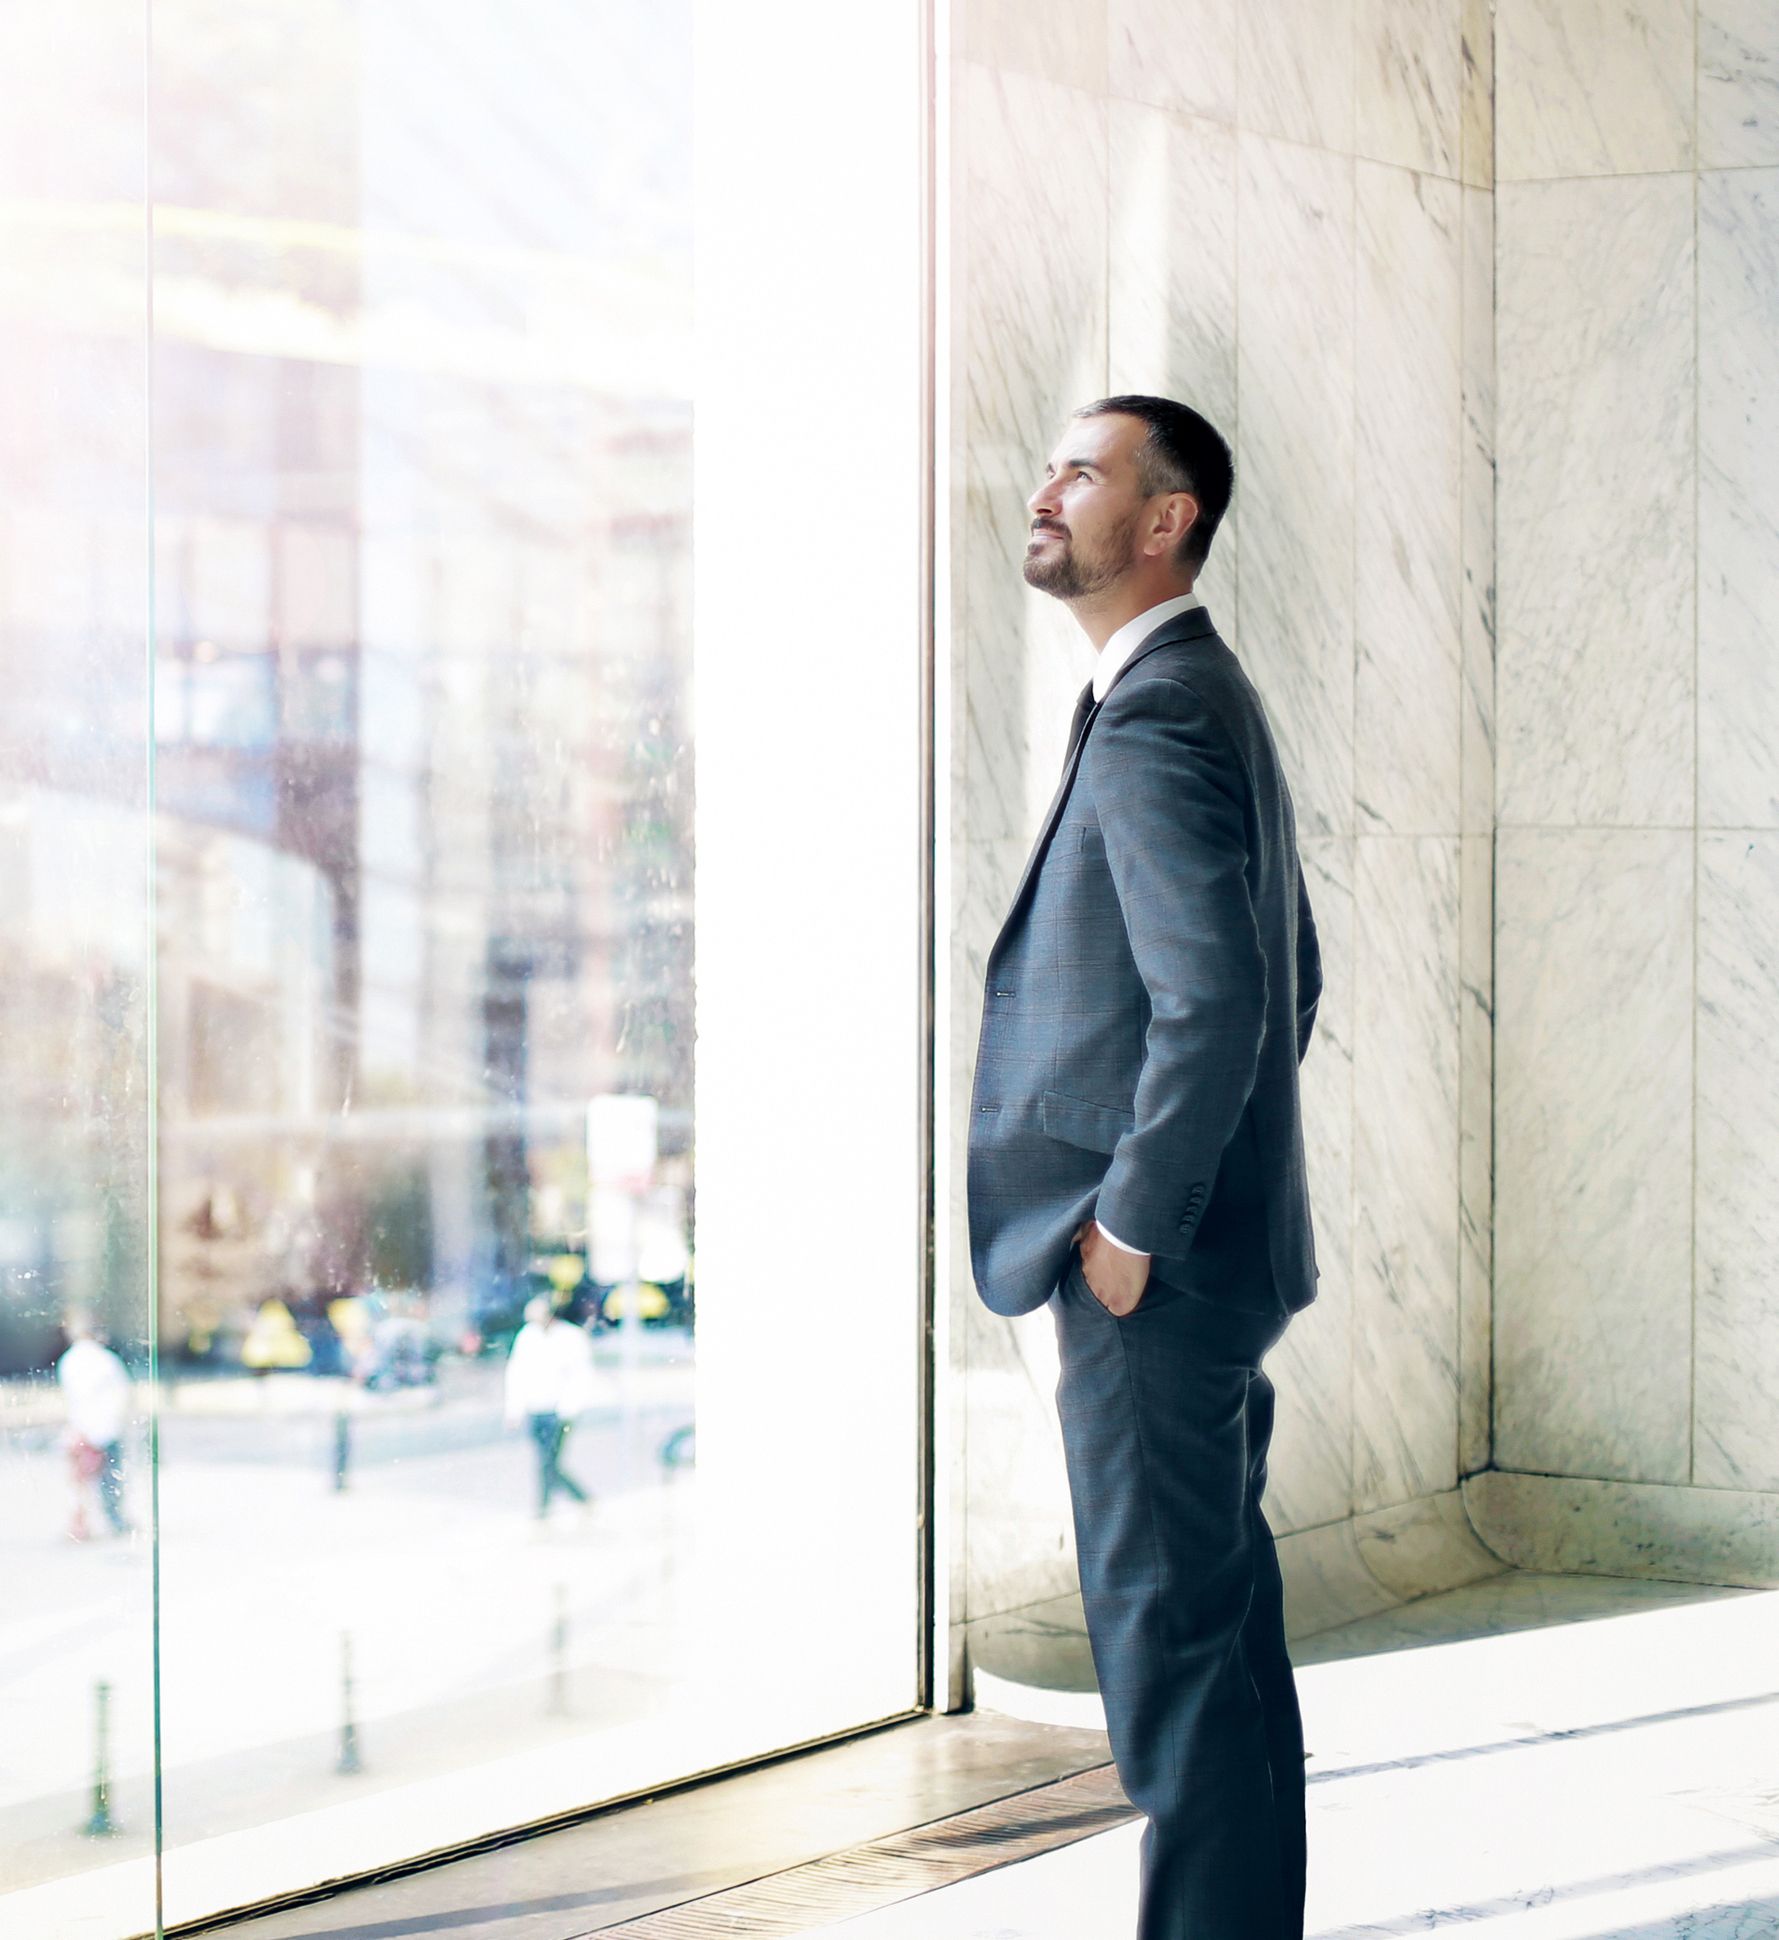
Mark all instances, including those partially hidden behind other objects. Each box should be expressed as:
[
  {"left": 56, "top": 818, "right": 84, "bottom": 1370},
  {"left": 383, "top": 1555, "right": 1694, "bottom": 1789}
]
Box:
[{"left": 1027, "top": 483, "right": 1058, "bottom": 521}]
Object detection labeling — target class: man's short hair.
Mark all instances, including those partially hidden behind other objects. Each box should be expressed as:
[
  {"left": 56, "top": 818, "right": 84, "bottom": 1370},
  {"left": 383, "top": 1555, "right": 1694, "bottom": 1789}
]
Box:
[{"left": 1073, "top": 394, "right": 1233, "bottom": 571}]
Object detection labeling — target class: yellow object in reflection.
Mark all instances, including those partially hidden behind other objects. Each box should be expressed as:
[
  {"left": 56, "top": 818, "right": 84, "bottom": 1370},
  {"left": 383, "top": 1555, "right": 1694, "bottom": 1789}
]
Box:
[
  {"left": 543, "top": 1253, "right": 587, "bottom": 1294},
  {"left": 601, "top": 1282, "right": 670, "bottom": 1324},
  {"left": 241, "top": 1299, "right": 313, "bottom": 1370}
]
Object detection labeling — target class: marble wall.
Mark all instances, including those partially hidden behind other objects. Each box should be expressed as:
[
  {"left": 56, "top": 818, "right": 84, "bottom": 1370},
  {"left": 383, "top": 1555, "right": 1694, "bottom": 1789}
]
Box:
[
  {"left": 1491, "top": 2, "right": 1779, "bottom": 1549},
  {"left": 944, "top": 0, "right": 1779, "bottom": 1690},
  {"left": 944, "top": 0, "right": 1498, "bottom": 1670}
]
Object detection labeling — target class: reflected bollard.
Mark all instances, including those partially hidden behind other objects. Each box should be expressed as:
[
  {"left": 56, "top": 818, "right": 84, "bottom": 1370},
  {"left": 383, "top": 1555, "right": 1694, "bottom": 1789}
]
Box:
[
  {"left": 332, "top": 1409, "right": 351, "bottom": 1492},
  {"left": 337, "top": 1632, "right": 362, "bottom": 1775},
  {"left": 84, "top": 1680, "right": 117, "bottom": 1837},
  {"left": 549, "top": 1583, "right": 569, "bottom": 1716}
]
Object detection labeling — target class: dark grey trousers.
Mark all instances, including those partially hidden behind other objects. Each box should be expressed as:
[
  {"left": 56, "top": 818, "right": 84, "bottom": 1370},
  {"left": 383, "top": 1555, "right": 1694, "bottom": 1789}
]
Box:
[{"left": 1051, "top": 1251, "right": 1305, "bottom": 1940}]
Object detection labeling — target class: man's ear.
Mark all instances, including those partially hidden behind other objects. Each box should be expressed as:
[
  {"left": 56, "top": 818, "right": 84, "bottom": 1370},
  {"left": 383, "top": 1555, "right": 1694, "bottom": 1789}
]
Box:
[{"left": 1149, "top": 491, "right": 1199, "bottom": 557}]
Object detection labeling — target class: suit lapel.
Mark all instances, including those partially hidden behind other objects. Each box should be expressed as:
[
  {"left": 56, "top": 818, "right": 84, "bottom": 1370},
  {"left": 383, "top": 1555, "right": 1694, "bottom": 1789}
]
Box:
[{"left": 988, "top": 605, "right": 1219, "bottom": 963}]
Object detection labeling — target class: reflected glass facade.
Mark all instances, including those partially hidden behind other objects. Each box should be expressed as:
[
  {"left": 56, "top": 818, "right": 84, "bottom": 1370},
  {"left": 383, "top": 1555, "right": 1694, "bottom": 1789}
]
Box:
[{"left": 0, "top": 5, "right": 927, "bottom": 1933}]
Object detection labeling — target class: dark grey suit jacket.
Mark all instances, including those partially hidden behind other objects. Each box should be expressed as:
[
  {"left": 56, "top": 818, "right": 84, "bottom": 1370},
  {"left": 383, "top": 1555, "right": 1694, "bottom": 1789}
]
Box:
[{"left": 967, "top": 604, "right": 1321, "bottom": 1320}]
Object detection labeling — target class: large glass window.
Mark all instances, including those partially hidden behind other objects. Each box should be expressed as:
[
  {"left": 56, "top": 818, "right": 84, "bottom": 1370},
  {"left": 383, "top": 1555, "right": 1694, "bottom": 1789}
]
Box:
[{"left": 1, "top": 4, "right": 927, "bottom": 1932}]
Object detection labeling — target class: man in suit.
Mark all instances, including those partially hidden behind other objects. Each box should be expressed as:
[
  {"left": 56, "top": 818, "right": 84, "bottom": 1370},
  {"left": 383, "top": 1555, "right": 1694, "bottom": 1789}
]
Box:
[{"left": 967, "top": 395, "right": 1322, "bottom": 1939}]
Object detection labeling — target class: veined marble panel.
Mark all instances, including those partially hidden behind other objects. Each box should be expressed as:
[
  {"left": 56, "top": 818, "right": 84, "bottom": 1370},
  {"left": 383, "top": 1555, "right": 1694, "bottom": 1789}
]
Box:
[
  {"left": 1695, "top": 835, "right": 1779, "bottom": 1491},
  {"left": 1276, "top": 1521, "right": 1403, "bottom": 1640},
  {"left": 1106, "top": 105, "right": 1236, "bottom": 425},
  {"left": 1352, "top": 836, "right": 1461, "bottom": 1512},
  {"left": 1108, "top": 0, "right": 1236, "bottom": 125},
  {"left": 963, "top": 0, "right": 1108, "bottom": 92},
  {"left": 1460, "top": 184, "right": 1495, "bottom": 839},
  {"left": 960, "top": 63, "right": 1107, "bottom": 847},
  {"left": 963, "top": 1295, "right": 1079, "bottom": 1620},
  {"left": 1355, "top": 163, "right": 1462, "bottom": 837},
  {"left": 1460, "top": 0, "right": 1494, "bottom": 188},
  {"left": 959, "top": 836, "right": 1077, "bottom": 1624},
  {"left": 1496, "top": 176, "right": 1695, "bottom": 829},
  {"left": 955, "top": 834, "right": 1039, "bottom": 1218},
  {"left": 1268, "top": 836, "right": 1355, "bottom": 1538},
  {"left": 1235, "top": 134, "right": 1355, "bottom": 843},
  {"left": 1356, "top": 0, "right": 1462, "bottom": 178},
  {"left": 1700, "top": 0, "right": 1779, "bottom": 168},
  {"left": 1350, "top": 1488, "right": 1505, "bottom": 1602},
  {"left": 1699, "top": 169, "right": 1779, "bottom": 831},
  {"left": 1495, "top": 0, "right": 1694, "bottom": 180},
  {"left": 1107, "top": 103, "right": 1238, "bottom": 612},
  {"left": 1457, "top": 831, "right": 1493, "bottom": 1476},
  {"left": 1464, "top": 1471, "right": 1779, "bottom": 1588},
  {"left": 1494, "top": 831, "right": 1693, "bottom": 1483},
  {"left": 1238, "top": 0, "right": 1354, "bottom": 153}
]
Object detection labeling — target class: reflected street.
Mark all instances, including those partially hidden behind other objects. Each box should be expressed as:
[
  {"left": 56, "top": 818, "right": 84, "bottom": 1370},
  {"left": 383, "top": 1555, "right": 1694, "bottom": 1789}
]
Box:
[{"left": 0, "top": 1332, "right": 693, "bottom": 1895}]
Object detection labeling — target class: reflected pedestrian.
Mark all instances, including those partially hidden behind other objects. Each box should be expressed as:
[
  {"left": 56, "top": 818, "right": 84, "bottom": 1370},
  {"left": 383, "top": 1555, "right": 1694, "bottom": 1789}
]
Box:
[
  {"left": 503, "top": 1296, "right": 597, "bottom": 1524},
  {"left": 56, "top": 1315, "right": 134, "bottom": 1541}
]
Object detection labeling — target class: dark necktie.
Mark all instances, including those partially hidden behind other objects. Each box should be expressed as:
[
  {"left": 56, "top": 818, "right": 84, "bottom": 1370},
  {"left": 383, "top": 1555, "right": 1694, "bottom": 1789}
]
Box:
[{"left": 1063, "top": 680, "right": 1096, "bottom": 774}]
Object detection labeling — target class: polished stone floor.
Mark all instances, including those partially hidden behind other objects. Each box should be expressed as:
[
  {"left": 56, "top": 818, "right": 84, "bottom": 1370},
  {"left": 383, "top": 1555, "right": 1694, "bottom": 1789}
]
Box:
[{"left": 806, "top": 1573, "right": 1779, "bottom": 1939}]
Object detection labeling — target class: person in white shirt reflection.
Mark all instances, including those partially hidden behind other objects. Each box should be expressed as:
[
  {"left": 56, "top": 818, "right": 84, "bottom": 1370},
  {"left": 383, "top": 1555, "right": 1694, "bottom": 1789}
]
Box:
[
  {"left": 503, "top": 1297, "right": 598, "bottom": 1525},
  {"left": 57, "top": 1315, "right": 135, "bottom": 1541}
]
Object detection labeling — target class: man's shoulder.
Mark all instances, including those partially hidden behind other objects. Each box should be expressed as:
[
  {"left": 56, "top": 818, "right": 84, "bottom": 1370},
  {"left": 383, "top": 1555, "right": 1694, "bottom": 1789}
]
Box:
[{"left": 1101, "top": 631, "right": 1256, "bottom": 732}]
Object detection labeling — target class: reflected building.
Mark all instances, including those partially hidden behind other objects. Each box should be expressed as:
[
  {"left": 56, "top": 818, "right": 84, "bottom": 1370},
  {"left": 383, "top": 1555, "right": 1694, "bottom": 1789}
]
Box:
[{"left": 0, "top": 0, "right": 694, "bottom": 1371}]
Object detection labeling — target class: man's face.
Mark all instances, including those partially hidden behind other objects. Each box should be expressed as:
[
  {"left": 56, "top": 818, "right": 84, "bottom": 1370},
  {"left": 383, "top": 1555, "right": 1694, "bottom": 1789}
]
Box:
[{"left": 1022, "top": 414, "right": 1148, "bottom": 600}]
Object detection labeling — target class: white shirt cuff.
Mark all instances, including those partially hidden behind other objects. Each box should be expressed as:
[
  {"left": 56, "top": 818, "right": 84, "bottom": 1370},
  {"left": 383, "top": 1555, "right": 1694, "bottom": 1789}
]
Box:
[{"left": 1095, "top": 1220, "right": 1149, "bottom": 1258}]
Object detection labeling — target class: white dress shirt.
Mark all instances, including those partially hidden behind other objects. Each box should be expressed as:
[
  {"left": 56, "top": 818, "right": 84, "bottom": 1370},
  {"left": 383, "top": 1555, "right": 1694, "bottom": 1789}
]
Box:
[
  {"left": 504, "top": 1317, "right": 601, "bottom": 1422},
  {"left": 1088, "top": 591, "right": 1203, "bottom": 1259},
  {"left": 57, "top": 1337, "right": 133, "bottom": 1445},
  {"left": 1093, "top": 590, "right": 1202, "bottom": 702}
]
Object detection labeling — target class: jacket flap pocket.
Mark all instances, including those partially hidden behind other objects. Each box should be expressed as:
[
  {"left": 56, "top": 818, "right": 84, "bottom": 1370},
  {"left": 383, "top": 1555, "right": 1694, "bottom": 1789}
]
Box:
[{"left": 1041, "top": 1089, "right": 1135, "bottom": 1155}]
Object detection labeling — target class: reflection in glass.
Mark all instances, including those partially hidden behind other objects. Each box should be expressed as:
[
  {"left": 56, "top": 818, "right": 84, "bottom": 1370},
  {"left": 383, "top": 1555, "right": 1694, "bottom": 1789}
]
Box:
[
  {"left": 0, "top": 2, "right": 158, "bottom": 1929},
  {"left": 143, "top": 0, "right": 699, "bottom": 1909},
  {"left": 2, "top": 0, "right": 922, "bottom": 1929}
]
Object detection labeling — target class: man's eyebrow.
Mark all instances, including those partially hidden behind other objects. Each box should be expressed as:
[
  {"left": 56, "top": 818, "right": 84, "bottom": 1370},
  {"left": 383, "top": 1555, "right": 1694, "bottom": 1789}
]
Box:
[{"left": 1045, "top": 456, "right": 1099, "bottom": 477}]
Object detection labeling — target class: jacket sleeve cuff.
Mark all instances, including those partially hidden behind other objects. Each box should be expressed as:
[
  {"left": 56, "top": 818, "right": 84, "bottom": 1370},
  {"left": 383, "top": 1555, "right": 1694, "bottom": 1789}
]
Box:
[{"left": 1094, "top": 1220, "right": 1149, "bottom": 1258}]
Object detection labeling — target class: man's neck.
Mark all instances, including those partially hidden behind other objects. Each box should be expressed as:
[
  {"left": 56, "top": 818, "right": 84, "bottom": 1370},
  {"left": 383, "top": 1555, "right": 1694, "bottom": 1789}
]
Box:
[{"left": 1071, "top": 575, "right": 1197, "bottom": 650}]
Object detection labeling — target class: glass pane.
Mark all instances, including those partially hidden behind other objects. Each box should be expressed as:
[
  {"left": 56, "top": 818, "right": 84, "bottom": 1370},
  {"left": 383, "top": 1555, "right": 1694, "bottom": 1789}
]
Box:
[
  {"left": 151, "top": 0, "right": 926, "bottom": 1926},
  {"left": 0, "top": 7, "right": 924, "bottom": 1928},
  {"left": 0, "top": 6, "right": 158, "bottom": 1936}
]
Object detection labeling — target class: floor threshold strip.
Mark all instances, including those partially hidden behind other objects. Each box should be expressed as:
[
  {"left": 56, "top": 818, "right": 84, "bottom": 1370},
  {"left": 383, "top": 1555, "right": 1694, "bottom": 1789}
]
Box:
[{"left": 587, "top": 1763, "right": 1133, "bottom": 1936}]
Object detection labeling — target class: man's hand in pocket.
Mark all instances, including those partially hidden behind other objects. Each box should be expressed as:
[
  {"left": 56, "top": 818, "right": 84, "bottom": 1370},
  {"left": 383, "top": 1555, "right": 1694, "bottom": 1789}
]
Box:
[{"left": 1072, "top": 1218, "right": 1151, "bottom": 1317}]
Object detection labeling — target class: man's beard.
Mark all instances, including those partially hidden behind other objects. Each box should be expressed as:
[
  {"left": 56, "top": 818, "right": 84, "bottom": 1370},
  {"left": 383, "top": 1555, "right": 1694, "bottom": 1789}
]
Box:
[{"left": 1022, "top": 508, "right": 1139, "bottom": 599}]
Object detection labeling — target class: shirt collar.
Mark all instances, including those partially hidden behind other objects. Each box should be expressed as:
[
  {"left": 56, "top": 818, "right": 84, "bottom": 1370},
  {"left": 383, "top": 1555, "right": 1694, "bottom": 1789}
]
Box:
[{"left": 1092, "top": 591, "right": 1203, "bottom": 702}]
